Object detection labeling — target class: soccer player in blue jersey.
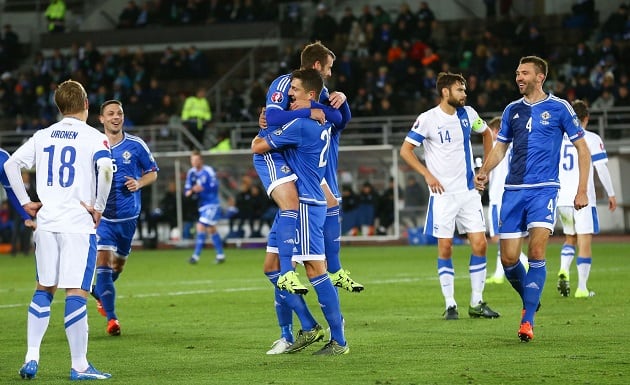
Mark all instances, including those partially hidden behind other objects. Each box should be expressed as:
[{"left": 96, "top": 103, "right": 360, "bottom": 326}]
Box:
[
  {"left": 185, "top": 150, "right": 225, "bottom": 264},
  {"left": 253, "top": 68, "right": 348, "bottom": 355},
  {"left": 0, "top": 148, "right": 38, "bottom": 230},
  {"left": 5, "top": 79, "right": 113, "bottom": 380},
  {"left": 92, "top": 100, "right": 158, "bottom": 336},
  {"left": 475, "top": 56, "right": 591, "bottom": 342},
  {"left": 400, "top": 72, "right": 499, "bottom": 321},
  {"left": 255, "top": 41, "right": 359, "bottom": 354}
]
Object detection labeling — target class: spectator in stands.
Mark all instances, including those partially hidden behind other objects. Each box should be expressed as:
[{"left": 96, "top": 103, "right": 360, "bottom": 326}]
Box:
[
  {"left": 118, "top": 1, "right": 141, "bottom": 28},
  {"left": 372, "top": 5, "right": 392, "bottom": 32},
  {"left": 135, "top": 1, "right": 154, "bottom": 27},
  {"left": 310, "top": 3, "right": 338, "bottom": 47},
  {"left": 416, "top": 1, "right": 436, "bottom": 23},
  {"left": 601, "top": 3, "right": 628, "bottom": 41},
  {"left": 181, "top": 86, "right": 212, "bottom": 148},
  {"left": 1, "top": 24, "right": 19, "bottom": 71},
  {"left": 376, "top": 177, "right": 401, "bottom": 235},
  {"left": 358, "top": 5, "right": 374, "bottom": 28},
  {"left": 186, "top": 46, "right": 209, "bottom": 79},
  {"left": 401, "top": 176, "right": 427, "bottom": 228},
  {"left": 341, "top": 184, "right": 360, "bottom": 236},
  {"left": 338, "top": 6, "right": 357, "bottom": 40},
  {"left": 574, "top": 74, "right": 597, "bottom": 104},
  {"left": 45, "top": 0, "right": 66, "bottom": 33},
  {"left": 209, "top": 129, "right": 231, "bottom": 152},
  {"left": 592, "top": 89, "right": 615, "bottom": 110},
  {"left": 248, "top": 184, "right": 267, "bottom": 238},
  {"left": 563, "top": 0, "right": 596, "bottom": 30},
  {"left": 228, "top": 175, "right": 253, "bottom": 239},
  {"left": 615, "top": 84, "right": 630, "bottom": 106},
  {"left": 357, "top": 181, "right": 377, "bottom": 236}
]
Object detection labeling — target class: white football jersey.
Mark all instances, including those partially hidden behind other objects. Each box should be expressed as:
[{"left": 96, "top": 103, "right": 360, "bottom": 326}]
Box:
[
  {"left": 557, "top": 130, "right": 606, "bottom": 207},
  {"left": 9, "top": 117, "right": 111, "bottom": 233},
  {"left": 405, "top": 105, "right": 486, "bottom": 194},
  {"left": 488, "top": 141, "right": 512, "bottom": 204}
]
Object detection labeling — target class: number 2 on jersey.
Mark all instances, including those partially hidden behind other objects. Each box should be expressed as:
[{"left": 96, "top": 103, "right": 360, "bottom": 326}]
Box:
[{"left": 43, "top": 145, "right": 76, "bottom": 187}]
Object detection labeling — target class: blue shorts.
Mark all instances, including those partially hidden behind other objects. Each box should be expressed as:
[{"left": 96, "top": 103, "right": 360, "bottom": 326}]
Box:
[
  {"left": 253, "top": 152, "right": 297, "bottom": 196},
  {"left": 198, "top": 204, "right": 222, "bottom": 226},
  {"left": 293, "top": 202, "right": 326, "bottom": 263},
  {"left": 500, "top": 187, "right": 558, "bottom": 239},
  {"left": 97, "top": 218, "right": 138, "bottom": 258}
]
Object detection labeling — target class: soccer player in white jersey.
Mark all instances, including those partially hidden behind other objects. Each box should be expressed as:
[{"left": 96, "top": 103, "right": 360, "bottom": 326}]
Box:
[
  {"left": 475, "top": 56, "right": 590, "bottom": 342},
  {"left": 485, "top": 117, "right": 528, "bottom": 284},
  {"left": 400, "top": 72, "right": 499, "bottom": 321},
  {"left": 5, "top": 80, "right": 113, "bottom": 380},
  {"left": 93, "top": 100, "right": 159, "bottom": 336},
  {"left": 556, "top": 99, "right": 616, "bottom": 298}
]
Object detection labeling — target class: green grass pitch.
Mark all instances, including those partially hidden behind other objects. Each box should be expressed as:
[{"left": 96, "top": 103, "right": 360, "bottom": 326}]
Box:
[{"left": 0, "top": 241, "right": 628, "bottom": 384}]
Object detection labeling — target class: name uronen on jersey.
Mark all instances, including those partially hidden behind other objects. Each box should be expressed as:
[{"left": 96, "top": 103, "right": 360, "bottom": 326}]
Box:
[{"left": 50, "top": 130, "right": 78, "bottom": 139}]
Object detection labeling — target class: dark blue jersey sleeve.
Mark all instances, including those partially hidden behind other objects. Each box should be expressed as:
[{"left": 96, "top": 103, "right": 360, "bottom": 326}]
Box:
[{"left": 0, "top": 149, "right": 31, "bottom": 221}]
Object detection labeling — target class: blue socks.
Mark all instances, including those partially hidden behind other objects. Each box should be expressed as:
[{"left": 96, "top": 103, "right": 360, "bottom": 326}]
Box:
[
  {"left": 310, "top": 273, "right": 345, "bottom": 346},
  {"left": 194, "top": 232, "right": 207, "bottom": 256},
  {"left": 277, "top": 210, "right": 298, "bottom": 274},
  {"left": 504, "top": 260, "right": 527, "bottom": 299},
  {"left": 522, "top": 260, "right": 546, "bottom": 325},
  {"left": 324, "top": 206, "right": 342, "bottom": 273},
  {"left": 95, "top": 266, "right": 117, "bottom": 320},
  {"left": 266, "top": 270, "right": 317, "bottom": 338},
  {"left": 211, "top": 232, "right": 224, "bottom": 255}
]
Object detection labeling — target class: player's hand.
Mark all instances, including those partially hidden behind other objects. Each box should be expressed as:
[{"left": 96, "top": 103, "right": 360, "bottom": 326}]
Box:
[
  {"left": 329, "top": 91, "right": 347, "bottom": 109},
  {"left": 608, "top": 196, "right": 617, "bottom": 212},
  {"left": 258, "top": 107, "right": 267, "bottom": 129},
  {"left": 573, "top": 191, "right": 588, "bottom": 210},
  {"left": 424, "top": 174, "right": 444, "bottom": 194},
  {"left": 23, "top": 202, "right": 42, "bottom": 217},
  {"left": 80, "top": 201, "right": 104, "bottom": 228},
  {"left": 124, "top": 176, "right": 141, "bottom": 192},
  {"left": 191, "top": 184, "right": 203, "bottom": 193},
  {"left": 474, "top": 171, "right": 488, "bottom": 191},
  {"left": 290, "top": 100, "right": 311, "bottom": 110},
  {"left": 310, "top": 108, "right": 325, "bottom": 124},
  {"left": 24, "top": 219, "right": 36, "bottom": 230}
]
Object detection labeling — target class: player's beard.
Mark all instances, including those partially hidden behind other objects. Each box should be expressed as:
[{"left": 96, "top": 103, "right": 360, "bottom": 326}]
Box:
[{"left": 447, "top": 95, "right": 466, "bottom": 108}]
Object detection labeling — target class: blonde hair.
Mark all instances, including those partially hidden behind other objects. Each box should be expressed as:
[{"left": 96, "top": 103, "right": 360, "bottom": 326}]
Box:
[{"left": 54, "top": 80, "right": 88, "bottom": 115}]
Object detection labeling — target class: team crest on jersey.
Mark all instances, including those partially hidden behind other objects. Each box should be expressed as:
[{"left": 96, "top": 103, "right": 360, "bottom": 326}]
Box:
[
  {"left": 270, "top": 92, "right": 283, "bottom": 104},
  {"left": 539, "top": 111, "right": 550, "bottom": 125},
  {"left": 122, "top": 150, "right": 132, "bottom": 164},
  {"left": 281, "top": 165, "right": 291, "bottom": 174},
  {"left": 274, "top": 129, "right": 283, "bottom": 135},
  {"left": 573, "top": 117, "right": 580, "bottom": 127}
]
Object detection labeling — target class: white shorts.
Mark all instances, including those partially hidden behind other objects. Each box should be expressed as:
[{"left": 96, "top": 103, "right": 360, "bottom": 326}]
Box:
[
  {"left": 557, "top": 205, "right": 599, "bottom": 235},
  {"left": 33, "top": 230, "right": 97, "bottom": 290},
  {"left": 425, "top": 189, "right": 486, "bottom": 238}
]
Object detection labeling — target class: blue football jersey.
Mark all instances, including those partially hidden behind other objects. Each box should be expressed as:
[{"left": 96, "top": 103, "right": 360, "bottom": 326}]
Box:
[
  {"left": 264, "top": 118, "right": 331, "bottom": 205},
  {"left": 324, "top": 101, "right": 351, "bottom": 199},
  {"left": 263, "top": 73, "right": 336, "bottom": 135},
  {"left": 184, "top": 164, "right": 220, "bottom": 208},
  {"left": 103, "top": 133, "right": 158, "bottom": 220},
  {"left": 498, "top": 94, "right": 584, "bottom": 189}
]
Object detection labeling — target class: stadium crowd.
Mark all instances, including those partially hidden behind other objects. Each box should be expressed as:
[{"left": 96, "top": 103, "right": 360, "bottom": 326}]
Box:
[{"left": 0, "top": 1, "right": 629, "bottom": 141}]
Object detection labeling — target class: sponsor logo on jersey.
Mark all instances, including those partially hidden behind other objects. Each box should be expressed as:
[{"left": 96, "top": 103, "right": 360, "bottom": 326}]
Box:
[{"left": 513, "top": 113, "right": 519, "bottom": 119}]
